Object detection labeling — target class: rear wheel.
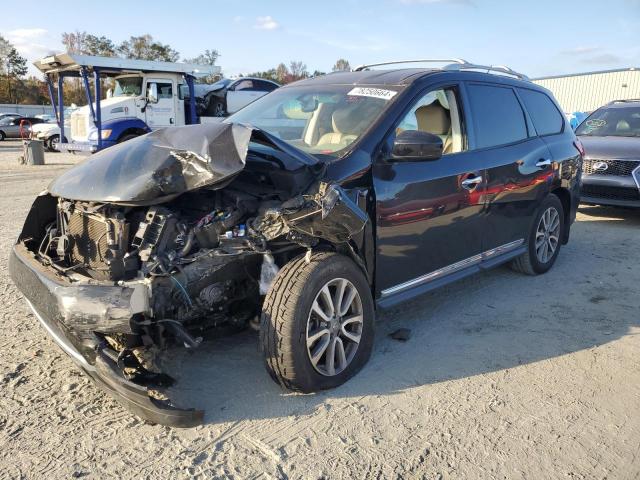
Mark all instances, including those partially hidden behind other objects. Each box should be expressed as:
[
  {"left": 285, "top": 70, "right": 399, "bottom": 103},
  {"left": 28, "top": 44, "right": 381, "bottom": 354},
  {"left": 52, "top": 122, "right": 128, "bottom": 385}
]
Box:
[
  {"left": 511, "top": 194, "right": 564, "bottom": 275},
  {"left": 0, "top": 131, "right": 5, "bottom": 141},
  {"left": 260, "top": 252, "right": 375, "bottom": 393}
]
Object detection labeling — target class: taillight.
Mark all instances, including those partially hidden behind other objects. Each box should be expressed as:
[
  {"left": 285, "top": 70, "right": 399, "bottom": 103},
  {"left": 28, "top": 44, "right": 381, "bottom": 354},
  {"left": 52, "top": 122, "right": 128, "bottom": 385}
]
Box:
[{"left": 573, "top": 138, "right": 585, "bottom": 157}]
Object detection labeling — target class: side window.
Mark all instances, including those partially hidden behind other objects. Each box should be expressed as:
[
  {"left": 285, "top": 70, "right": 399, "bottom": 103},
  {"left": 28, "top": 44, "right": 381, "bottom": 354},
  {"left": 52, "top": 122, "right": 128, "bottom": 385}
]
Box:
[
  {"left": 234, "top": 80, "right": 254, "bottom": 91},
  {"left": 466, "top": 84, "right": 528, "bottom": 149},
  {"left": 257, "top": 80, "right": 278, "bottom": 92},
  {"left": 156, "top": 82, "right": 173, "bottom": 99},
  {"left": 395, "top": 88, "right": 465, "bottom": 155},
  {"left": 518, "top": 89, "right": 564, "bottom": 136},
  {"left": 178, "top": 84, "right": 186, "bottom": 100}
]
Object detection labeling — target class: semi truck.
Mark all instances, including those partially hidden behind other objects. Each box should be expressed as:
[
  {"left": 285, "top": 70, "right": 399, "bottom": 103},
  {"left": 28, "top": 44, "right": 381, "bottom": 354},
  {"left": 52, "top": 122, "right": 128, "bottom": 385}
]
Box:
[{"left": 34, "top": 53, "right": 222, "bottom": 152}]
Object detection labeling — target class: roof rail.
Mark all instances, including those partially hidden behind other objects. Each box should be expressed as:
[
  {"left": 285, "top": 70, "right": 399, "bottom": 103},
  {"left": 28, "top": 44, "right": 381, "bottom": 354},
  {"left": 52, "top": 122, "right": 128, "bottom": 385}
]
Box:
[
  {"left": 353, "top": 59, "right": 468, "bottom": 71},
  {"left": 443, "top": 63, "right": 530, "bottom": 81},
  {"left": 353, "top": 59, "right": 530, "bottom": 81},
  {"left": 609, "top": 98, "right": 640, "bottom": 104}
]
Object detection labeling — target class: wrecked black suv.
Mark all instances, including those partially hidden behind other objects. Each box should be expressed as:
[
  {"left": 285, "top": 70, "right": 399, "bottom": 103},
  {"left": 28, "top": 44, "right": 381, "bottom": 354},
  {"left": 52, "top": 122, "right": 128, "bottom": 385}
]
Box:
[{"left": 9, "top": 60, "right": 582, "bottom": 426}]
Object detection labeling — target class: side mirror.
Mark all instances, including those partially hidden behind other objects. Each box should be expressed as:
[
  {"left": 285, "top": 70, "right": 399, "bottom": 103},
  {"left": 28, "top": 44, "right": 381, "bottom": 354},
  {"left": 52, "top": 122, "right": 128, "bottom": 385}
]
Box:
[
  {"left": 391, "top": 130, "right": 443, "bottom": 161},
  {"left": 147, "top": 83, "right": 158, "bottom": 104},
  {"left": 106, "top": 88, "right": 113, "bottom": 98}
]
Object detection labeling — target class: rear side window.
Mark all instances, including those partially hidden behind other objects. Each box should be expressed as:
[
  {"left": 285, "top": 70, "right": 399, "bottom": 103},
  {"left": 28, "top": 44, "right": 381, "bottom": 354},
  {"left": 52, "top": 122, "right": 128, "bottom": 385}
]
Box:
[
  {"left": 467, "top": 84, "right": 528, "bottom": 149},
  {"left": 256, "top": 80, "right": 278, "bottom": 92},
  {"left": 519, "top": 89, "right": 564, "bottom": 136}
]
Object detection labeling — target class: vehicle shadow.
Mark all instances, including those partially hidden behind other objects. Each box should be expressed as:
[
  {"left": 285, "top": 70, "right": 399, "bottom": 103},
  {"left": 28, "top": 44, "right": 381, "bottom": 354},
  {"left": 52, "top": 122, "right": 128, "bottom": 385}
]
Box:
[
  {"left": 164, "top": 207, "right": 640, "bottom": 425},
  {"left": 578, "top": 204, "right": 640, "bottom": 225}
]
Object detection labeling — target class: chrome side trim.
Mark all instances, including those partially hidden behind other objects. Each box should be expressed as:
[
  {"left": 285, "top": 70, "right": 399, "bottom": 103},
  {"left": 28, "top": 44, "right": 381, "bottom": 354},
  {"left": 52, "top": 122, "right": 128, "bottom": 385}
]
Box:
[
  {"left": 26, "top": 299, "right": 90, "bottom": 367},
  {"left": 380, "top": 238, "right": 524, "bottom": 298},
  {"left": 481, "top": 238, "right": 524, "bottom": 260}
]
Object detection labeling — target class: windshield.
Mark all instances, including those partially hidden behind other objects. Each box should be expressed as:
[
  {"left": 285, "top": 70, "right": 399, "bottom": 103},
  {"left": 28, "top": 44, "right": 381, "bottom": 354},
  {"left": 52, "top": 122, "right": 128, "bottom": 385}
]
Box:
[
  {"left": 576, "top": 105, "right": 640, "bottom": 137},
  {"left": 226, "top": 84, "right": 400, "bottom": 157},
  {"left": 113, "top": 76, "right": 143, "bottom": 97},
  {"left": 211, "top": 78, "right": 232, "bottom": 89}
]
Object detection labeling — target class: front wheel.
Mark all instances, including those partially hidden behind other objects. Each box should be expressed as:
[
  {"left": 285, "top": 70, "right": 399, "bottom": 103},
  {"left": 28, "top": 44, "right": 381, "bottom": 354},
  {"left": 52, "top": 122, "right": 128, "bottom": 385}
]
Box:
[
  {"left": 511, "top": 194, "right": 565, "bottom": 275},
  {"left": 212, "top": 100, "right": 226, "bottom": 117},
  {"left": 118, "top": 133, "right": 139, "bottom": 143},
  {"left": 260, "top": 252, "right": 375, "bottom": 393},
  {"left": 0, "top": 131, "right": 5, "bottom": 141},
  {"left": 46, "top": 134, "right": 60, "bottom": 152}
]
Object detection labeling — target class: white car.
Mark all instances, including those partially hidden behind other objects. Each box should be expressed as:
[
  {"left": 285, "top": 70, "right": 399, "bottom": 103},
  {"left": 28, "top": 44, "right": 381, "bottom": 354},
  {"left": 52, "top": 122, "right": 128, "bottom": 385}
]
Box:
[
  {"left": 31, "top": 122, "right": 66, "bottom": 151},
  {"left": 31, "top": 107, "right": 77, "bottom": 151},
  {"left": 195, "top": 78, "right": 280, "bottom": 117}
]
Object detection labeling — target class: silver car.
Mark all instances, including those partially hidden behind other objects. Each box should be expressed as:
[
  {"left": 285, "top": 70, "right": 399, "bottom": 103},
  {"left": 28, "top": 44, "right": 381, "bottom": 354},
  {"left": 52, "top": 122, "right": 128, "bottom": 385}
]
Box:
[
  {"left": 0, "top": 112, "right": 21, "bottom": 124},
  {"left": 577, "top": 100, "right": 640, "bottom": 207},
  {"left": 0, "top": 117, "right": 47, "bottom": 140}
]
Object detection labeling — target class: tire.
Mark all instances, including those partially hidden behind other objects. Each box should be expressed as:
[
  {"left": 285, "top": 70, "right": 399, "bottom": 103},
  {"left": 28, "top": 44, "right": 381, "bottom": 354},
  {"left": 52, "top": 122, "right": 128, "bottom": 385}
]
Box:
[
  {"left": 0, "top": 131, "right": 5, "bottom": 141},
  {"left": 213, "top": 100, "right": 226, "bottom": 117},
  {"left": 46, "top": 134, "right": 60, "bottom": 152},
  {"left": 118, "top": 133, "right": 138, "bottom": 143},
  {"left": 260, "top": 252, "right": 375, "bottom": 393},
  {"left": 511, "top": 194, "right": 565, "bottom": 275}
]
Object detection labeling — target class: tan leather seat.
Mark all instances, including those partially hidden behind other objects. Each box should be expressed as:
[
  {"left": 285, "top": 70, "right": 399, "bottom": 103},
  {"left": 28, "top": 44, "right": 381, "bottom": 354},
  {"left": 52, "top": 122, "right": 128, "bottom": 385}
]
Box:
[
  {"left": 316, "top": 107, "right": 359, "bottom": 148},
  {"left": 415, "top": 102, "right": 453, "bottom": 154}
]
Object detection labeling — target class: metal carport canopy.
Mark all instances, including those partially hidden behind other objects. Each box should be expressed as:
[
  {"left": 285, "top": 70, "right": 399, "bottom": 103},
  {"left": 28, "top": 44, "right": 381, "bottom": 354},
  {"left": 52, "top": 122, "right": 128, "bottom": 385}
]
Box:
[{"left": 33, "top": 53, "right": 220, "bottom": 77}]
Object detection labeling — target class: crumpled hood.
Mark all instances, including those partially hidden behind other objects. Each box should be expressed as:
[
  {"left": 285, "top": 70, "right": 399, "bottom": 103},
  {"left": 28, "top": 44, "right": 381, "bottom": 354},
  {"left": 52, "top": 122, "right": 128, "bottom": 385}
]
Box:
[{"left": 48, "top": 122, "right": 317, "bottom": 205}]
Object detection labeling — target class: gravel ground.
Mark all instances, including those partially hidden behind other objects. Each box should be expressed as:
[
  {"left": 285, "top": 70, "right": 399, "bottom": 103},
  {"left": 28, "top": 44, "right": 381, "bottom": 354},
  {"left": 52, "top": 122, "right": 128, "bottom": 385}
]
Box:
[{"left": 0, "top": 139, "right": 639, "bottom": 479}]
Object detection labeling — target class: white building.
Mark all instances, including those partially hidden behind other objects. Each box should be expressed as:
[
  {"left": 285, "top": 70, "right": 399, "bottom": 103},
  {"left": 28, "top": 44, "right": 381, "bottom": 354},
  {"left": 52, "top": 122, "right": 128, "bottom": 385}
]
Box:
[{"left": 532, "top": 68, "right": 640, "bottom": 113}]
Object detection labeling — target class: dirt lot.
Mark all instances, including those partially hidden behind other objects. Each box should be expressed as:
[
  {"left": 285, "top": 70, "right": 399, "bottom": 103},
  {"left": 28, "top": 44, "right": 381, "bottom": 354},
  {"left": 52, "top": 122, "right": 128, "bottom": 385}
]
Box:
[{"left": 0, "top": 139, "right": 638, "bottom": 479}]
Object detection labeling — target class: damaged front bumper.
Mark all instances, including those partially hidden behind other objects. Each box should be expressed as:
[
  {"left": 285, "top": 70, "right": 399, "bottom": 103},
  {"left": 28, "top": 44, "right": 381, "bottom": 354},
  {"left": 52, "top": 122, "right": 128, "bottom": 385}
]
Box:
[{"left": 9, "top": 245, "right": 204, "bottom": 427}]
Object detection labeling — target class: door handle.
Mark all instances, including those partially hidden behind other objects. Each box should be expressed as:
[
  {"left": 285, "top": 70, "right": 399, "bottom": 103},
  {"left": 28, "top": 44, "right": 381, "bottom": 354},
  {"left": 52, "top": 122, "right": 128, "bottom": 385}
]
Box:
[
  {"left": 461, "top": 175, "right": 483, "bottom": 190},
  {"left": 536, "top": 158, "right": 552, "bottom": 168}
]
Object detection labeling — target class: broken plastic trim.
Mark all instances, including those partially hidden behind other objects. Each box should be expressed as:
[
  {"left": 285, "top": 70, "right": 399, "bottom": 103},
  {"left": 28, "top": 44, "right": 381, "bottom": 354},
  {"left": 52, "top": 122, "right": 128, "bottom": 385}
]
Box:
[{"left": 255, "top": 183, "right": 368, "bottom": 244}]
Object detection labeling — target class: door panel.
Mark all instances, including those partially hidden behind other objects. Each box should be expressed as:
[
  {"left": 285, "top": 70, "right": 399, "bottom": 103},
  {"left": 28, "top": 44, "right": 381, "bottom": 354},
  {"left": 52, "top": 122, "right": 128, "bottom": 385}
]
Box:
[
  {"left": 462, "top": 82, "right": 555, "bottom": 252},
  {"left": 478, "top": 138, "right": 553, "bottom": 251},
  {"left": 226, "top": 90, "right": 264, "bottom": 113},
  {"left": 226, "top": 79, "right": 266, "bottom": 113},
  {"left": 145, "top": 79, "right": 175, "bottom": 128},
  {"left": 373, "top": 151, "right": 487, "bottom": 295}
]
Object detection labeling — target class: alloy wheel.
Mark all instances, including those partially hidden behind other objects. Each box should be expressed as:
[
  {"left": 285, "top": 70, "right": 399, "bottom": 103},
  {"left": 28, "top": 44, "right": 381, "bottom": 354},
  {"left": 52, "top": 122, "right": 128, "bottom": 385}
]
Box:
[
  {"left": 306, "top": 278, "right": 364, "bottom": 376},
  {"left": 535, "top": 207, "right": 560, "bottom": 264}
]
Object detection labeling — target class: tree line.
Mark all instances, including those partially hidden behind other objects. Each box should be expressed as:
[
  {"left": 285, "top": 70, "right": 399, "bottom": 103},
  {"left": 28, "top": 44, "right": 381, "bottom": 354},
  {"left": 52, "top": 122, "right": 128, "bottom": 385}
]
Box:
[
  {"left": 245, "top": 58, "right": 351, "bottom": 84},
  {"left": 0, "top": 29, "right": 352, "bottom": 105}
]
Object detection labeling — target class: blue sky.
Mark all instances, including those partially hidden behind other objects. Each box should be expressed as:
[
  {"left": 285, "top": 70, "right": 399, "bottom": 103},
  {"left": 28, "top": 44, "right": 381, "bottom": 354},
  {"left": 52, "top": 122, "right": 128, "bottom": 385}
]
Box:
[{"left": 2, "top": 0, "right": 639, "bottom": 78}]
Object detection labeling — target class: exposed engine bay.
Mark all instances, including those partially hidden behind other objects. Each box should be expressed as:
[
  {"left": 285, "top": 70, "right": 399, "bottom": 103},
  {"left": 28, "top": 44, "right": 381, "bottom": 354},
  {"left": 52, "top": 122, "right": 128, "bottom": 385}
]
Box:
[{"left": 11, "top": 122, "right": 370, "bottom": 425}]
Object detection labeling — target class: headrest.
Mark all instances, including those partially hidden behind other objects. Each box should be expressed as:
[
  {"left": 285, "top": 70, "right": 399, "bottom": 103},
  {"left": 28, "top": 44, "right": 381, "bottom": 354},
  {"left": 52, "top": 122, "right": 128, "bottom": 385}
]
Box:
[
  {"left": 616, "top": 120, "right": 630, "bottom": 132},
  {"left": 415, "top": 102, "right": 450, "bottom": 135},
  {"left": 332, "top": 107, "right": 360, "bottom": 134}
]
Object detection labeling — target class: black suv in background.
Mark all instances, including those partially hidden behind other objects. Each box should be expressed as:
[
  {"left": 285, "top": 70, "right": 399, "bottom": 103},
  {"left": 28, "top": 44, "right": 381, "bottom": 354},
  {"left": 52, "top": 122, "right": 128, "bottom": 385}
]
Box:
[
  {"left": 576, "top": 100, "right": 640, "bottom": 207},
  {"left": 9, "top": 60, "right": 582, "bottom": 426}
]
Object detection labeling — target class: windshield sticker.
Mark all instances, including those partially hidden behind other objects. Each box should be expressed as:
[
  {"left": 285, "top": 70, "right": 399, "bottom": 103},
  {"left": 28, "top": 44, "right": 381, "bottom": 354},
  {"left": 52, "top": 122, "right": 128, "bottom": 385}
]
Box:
[
  {"left": 348, "top": 87, "right": 397, "bottom": 100},
  {"left": 586, "top": 119, "right": 606, "bottom": 128}
]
